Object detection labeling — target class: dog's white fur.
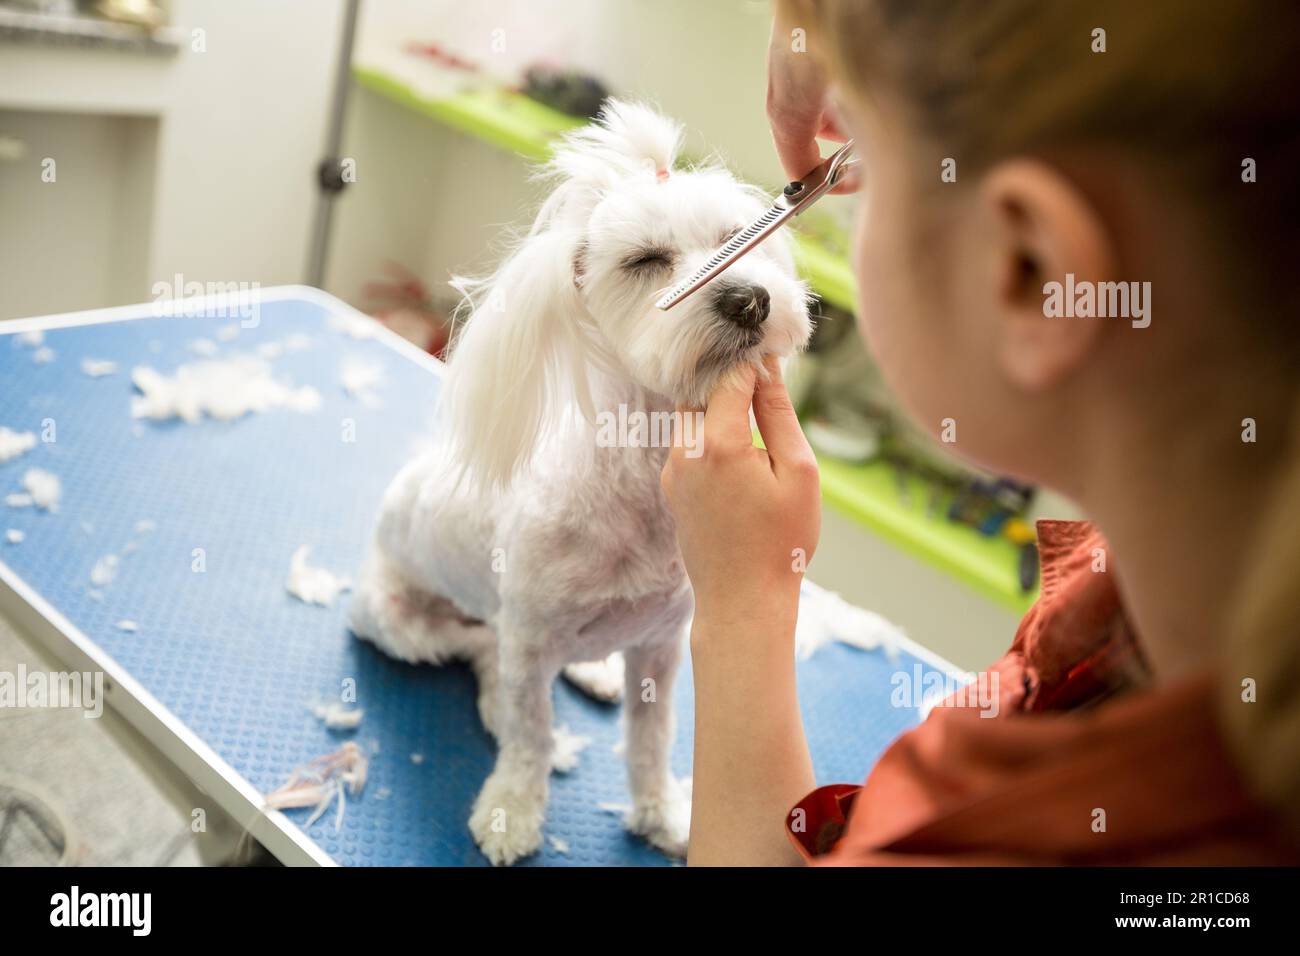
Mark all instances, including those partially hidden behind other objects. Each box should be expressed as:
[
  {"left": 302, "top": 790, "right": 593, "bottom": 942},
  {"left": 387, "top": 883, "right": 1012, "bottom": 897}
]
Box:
[{"left": 349, "top": 101, "right": 812, "bottom": 865}]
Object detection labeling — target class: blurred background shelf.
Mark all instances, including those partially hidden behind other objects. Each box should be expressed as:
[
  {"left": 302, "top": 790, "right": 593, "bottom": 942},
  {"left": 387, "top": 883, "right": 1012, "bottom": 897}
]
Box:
[
  {"left": 354, "top": 66, "right": 581, "bottom": 161},
  {"left": 0, "top": 6, "right": 184, "bottom": 55}
]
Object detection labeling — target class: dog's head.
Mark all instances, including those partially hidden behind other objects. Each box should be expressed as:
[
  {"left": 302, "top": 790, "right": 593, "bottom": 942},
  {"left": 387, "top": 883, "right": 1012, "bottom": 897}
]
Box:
[
  {"left": 563, "top": 103, "right": 813, "bottom": 402},
  {"left": 444, "top": 100, "right": 813, "bottom": 488}
]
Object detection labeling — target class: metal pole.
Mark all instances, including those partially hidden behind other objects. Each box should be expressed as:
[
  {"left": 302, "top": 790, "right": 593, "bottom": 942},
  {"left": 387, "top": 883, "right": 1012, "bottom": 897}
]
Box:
[{"left": 306, "top": 0, "right": 361, "bottom": 289}]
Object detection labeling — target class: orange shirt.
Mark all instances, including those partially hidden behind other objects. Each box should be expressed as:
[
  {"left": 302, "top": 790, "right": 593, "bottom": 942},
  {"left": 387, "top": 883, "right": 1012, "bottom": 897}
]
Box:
[{"left": 787, "top": 520, "right": 1300, "bottom": 865}]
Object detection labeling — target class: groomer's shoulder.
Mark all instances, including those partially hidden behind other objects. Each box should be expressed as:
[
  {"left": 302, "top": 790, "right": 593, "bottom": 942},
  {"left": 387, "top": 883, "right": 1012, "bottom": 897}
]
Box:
[{"left": 784, "top": 519, "right": 1150, "bottom": 866}]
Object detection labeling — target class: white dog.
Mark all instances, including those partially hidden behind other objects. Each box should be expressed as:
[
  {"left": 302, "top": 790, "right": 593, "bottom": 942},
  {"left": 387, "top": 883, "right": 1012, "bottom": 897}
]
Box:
[{"left": 349, "top": 101, "right": 812, "bottom": 865}]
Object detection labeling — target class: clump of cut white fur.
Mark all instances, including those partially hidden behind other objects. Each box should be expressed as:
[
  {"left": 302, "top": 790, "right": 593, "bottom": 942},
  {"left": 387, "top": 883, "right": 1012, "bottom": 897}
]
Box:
[
  {"left": 312, "top": 701, "right": 364, "bottom": 731},
  {"left": 794, "top": 580, "right": 905, "bottom": 661},
  {"left": 29, "top": 469, "right": 60, "bottom": 509},
  {"left": 90, "top": 554, "right": 119, "bottom": 587},
  {"left": 80, "top": 358, "right": 118, "bottom": 378},
  {"left": 0, "top": 427, "right": 36, "bottom": 463},
  {"left": 131, "top": 357, "right": 321, "bottom": 424},
  {"left": 286, "top": 545, "right": 352, "bottom": 607}
]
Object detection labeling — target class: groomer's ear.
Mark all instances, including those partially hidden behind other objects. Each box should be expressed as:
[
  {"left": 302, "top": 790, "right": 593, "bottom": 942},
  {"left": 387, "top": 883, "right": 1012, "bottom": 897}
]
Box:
[{"left": 981, "top": 160, "right": 1113, "bottom": 392}]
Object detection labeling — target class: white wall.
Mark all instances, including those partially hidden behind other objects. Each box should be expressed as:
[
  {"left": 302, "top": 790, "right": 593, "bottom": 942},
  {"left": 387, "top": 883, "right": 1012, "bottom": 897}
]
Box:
[
  {"left": 0, "top": 109, "right": 156, "bottom": 319},
  {"left": 147, "top": 0, "right": 346, "bottom": 288},
  {"left": 0, "top": 0, "right": 346, "bottom": 319}
]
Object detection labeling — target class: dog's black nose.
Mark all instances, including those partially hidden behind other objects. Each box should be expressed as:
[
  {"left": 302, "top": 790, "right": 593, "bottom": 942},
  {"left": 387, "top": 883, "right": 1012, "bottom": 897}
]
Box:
[{"left": 716, "top": 283, "right": 770, "bottom": 329}]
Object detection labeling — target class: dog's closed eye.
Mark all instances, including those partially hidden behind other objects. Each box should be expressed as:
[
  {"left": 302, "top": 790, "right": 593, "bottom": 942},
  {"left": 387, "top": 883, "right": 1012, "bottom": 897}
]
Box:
[{"left": 622, "top": 248, "right": 675, "bottom": 273}]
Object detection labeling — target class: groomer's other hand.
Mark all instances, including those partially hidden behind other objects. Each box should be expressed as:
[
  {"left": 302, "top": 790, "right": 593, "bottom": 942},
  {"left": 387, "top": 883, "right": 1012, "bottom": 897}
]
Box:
[
  {"left": 662, "top": 356, "right": 821, "bottom": 622},
  {"left": 766, "top": 6, "right": 853, "bottom": 192}
]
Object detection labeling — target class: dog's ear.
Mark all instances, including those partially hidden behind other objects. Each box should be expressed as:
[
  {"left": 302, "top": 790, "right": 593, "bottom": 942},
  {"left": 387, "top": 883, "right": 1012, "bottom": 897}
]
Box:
[
  {"left": 549, "top": 99, "right": 683, "bottom": 189},
  {"left": 439, "top": 103, "right": 683, "bottom": 492},
  {"left": 442, "top": 223, "right": 595, "bottom": 493}
]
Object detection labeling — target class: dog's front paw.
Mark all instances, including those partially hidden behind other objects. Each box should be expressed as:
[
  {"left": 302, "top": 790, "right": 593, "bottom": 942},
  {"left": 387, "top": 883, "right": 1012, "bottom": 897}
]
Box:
[
  {"left": 625, "top": 777, "right": 692, "bottom": 859},
  {"left": 469, "top": 774, "right": 546, "bottom": 866}
]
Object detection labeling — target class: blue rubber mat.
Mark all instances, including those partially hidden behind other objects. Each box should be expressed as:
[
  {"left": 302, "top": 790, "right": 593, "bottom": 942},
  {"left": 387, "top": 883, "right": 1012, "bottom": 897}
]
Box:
[{"left": 0, "top": 288, "right": 949, "bottom": 866}]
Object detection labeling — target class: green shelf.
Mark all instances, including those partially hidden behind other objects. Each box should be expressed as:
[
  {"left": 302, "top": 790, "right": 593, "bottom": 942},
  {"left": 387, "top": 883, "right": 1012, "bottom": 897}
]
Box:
[
  {"left": 352, "top": 63, "right": 1038, "bottom": 614},
  {"left": 816, "top": 455, "right": 1037, "bottom": 614},
  {"left": 354, "top": 66, "right": 586, "bottom": 161}
]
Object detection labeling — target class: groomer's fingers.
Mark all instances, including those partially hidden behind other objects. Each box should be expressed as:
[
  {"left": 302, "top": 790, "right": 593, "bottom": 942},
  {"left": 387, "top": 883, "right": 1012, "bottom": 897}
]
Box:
[
  {"left": 770, "top": 85, "right": 859, "bottom": 196},
  {"left": 753, "top": 356, "right": 816, "bottom": 476},
  {"left": 818, "top": 115, "right": 848, "bottom": 142},
  {"left": 696, "top": 362, "right": 759, "bottom": 454},
  {"left": 766, "top": 16, "right": 830, "bottom": 182},
  {"left": 769, "top": 104, "right": 826, "bottom": 185}
]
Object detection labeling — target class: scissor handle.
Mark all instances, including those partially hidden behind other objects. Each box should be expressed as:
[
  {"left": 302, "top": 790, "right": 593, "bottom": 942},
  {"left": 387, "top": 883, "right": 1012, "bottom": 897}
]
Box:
[{"left": 780, "top": 140, "right": 857, "bottom": 214}]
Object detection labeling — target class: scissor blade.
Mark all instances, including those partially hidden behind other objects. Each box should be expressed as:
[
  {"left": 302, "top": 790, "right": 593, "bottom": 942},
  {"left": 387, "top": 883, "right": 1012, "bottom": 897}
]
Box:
[{"left": 654, "top": 199, "right": 796, "bottom": 310}]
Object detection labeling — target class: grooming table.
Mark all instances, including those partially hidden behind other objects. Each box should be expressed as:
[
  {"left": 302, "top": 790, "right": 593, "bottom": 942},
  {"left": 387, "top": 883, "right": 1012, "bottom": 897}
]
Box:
[{"left": 0, "top": 287, "right": 961, "bottom": 866}]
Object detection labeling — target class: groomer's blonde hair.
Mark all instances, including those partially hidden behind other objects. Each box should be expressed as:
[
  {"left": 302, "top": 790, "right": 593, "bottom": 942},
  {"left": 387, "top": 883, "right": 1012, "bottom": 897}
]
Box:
[{"left": 781, "top": 0, "right": 1300, "bottom": 329}]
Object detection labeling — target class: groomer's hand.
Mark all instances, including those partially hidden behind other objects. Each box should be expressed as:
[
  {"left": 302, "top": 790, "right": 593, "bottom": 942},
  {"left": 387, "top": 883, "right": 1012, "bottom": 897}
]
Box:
[
  {"left": 662, "top": 356, "right": 821, "bottom": 624},
  {"left": 666, "top": 355, "right": 820, "bottom": 866},
  {"left": 766, "top": 6, "right": 851, "bottom": 190}
]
